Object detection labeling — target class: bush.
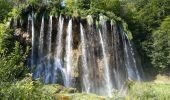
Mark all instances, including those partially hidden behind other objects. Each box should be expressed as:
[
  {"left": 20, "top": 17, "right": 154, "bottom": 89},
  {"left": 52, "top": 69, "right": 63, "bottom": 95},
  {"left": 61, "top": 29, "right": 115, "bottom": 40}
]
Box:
[
  {"left": 150, "top": 16, "right": 170, "bottom": 72},
  {"left": 0, "top": 41, "right": 29, "bottom": 82},
  {"left": 0, "top": 0, "right": 12, "bottom": 23},
  {"left": 127, "top": 82, "right": 170, "bottom": 99},
  {"left": 0, "top": 76, "right": 53, "bottom": 100},
  {"left": 0, "top": 23, "right": 29, "bottom": 82}
]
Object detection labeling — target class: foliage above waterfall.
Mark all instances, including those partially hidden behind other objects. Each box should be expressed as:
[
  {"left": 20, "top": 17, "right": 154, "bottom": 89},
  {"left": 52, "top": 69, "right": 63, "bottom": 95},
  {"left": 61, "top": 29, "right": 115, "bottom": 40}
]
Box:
[{"left": 6, "top": 0, "right": 133, "bottom": 40}]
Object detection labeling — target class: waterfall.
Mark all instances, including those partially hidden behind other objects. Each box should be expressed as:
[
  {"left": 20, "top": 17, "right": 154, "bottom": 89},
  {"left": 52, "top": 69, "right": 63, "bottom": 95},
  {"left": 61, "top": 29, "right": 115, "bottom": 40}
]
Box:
[
  {"left": 86, "top": 15, "right": 98, "bottom": 94},
  {"left": 47, "top": 16, "right": 52, "bottom": 59},
  {"left": 99, "top": 29, "right": 113, "bottom": 97},
  {"left": 99, "top": 15, "right": 113, "bottom": 96},
  {"left": 39, "top": 15, "right": 45, "bottom": 67},
  {"left": 34, "top": 15, "right": 45, "bottom": 78},
  {"left": 80, "top": 23, "right": 90, "bottom": 93},
  {"left": 128, "top": 41, "right": 141, "bottom": 81},
  {"left": 28, "top": 14, "right": 144, "bottom": 97},
  {"left": 27, "top": 14, "right": 31, "bottom": 34},
  {"left": 13, "top": 19, "right": 17, "bottom": 29},
  {"left": 124, "top": 33, "right": 141, "bottom": 81},
  {"left": 56, "top": 15, "right": 64, "bottom": 58},
  {"left": 111, "top": 22, "right": 123, "bottom": 90},
  {"left": 87, "top": 15, "right": 93, "bottom": 25},
  {"left": 31, "top": 12, "right": 35, "bottom": 71},
  {"left": 44, "top": 16, "right": 53, "bottom": 83},
  {"left": 53, "top": 15, "right": 65, "bottom": 84},
  {"left": 65, "top": 19, "right": 73, "bottom": 87}
]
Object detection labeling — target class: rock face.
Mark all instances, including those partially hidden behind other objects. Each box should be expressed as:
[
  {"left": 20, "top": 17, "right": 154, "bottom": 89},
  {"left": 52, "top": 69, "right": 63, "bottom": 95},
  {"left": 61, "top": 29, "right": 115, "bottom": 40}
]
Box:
[{"left": 11, "top": 12, "right": 143, "bottom": 97}]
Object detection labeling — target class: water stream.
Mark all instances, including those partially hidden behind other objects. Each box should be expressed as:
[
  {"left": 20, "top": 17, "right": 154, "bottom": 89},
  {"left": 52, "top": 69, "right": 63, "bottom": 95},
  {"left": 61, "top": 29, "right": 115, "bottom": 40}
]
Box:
[{"left": 29, "top": 14, "right": 143, "bottom": 97}]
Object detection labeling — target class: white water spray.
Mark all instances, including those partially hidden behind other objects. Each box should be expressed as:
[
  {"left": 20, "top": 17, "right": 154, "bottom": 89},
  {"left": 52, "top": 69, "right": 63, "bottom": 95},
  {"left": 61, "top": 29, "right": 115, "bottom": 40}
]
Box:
[
  {"left": 31, "top": 12, "right": 35, "bottom": 71},
  {"left": 65, "top": 19, "right": 73, "bottom": 87},
  {"left": 80, "top": 23, "right": 90, "bottom": 93},
  {"left": 53, "top": 15, "right": 65, "bottom": 83},
  {"left": 44, "top": 16, "right": 52, "bottom": 83},
  {"left": 99, "top": 29, "right": 112, "bottom": 97}
]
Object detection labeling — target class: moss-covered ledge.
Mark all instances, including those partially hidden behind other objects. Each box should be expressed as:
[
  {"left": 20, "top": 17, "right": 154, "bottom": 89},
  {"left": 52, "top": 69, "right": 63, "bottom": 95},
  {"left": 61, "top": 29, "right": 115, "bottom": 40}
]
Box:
[{"left": 9, "top": 1, "right": 133, "bottom": 40}]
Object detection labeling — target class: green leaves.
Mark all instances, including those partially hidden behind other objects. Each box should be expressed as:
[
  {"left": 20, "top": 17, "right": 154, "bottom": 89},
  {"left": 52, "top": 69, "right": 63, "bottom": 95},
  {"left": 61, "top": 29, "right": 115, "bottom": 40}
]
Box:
[
  {"left": 150, "top": 16, "right": 170, "bottom": 71},
  {"left": 121, "top": 0, "right": 170, "bottom": 72},
  {"left": 0, "top": 22, "right": 29, "bottom": 82},
  {"left": 160, "top": 16, "right": 170, "bottom": 31},
  {"left": 0, "top": 76, "right": 53, "bottom": 100},
  {"left": 0, "top": 41, "right": 29, "bottom": 82},
  {"left": 91, "top": 0, "right": 121, "bottom": 16},
  {"left": 127, "top": 82, "right": 170, "bottom": 99},
  {"left": 0, "top": 0, "right": 12, "bottom": 23}
]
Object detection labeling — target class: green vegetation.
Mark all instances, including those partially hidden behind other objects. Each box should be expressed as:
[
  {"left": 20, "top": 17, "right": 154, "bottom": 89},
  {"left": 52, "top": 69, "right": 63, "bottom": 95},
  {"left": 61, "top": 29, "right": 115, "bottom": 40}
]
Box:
[
  {"left": 150, "top": 16, "right": 170, "bottom": 71},
  {"left": 0, "top": 0, "right": 12, "bottom": 22},
  {"left": 121, "top": 0, "right": 170, "bottom": 73},
  {"left": 0, "top": 76, "right": 53, "bottom": 99},
  {"left": 126, "top": 82, "right": 170, "bottom": 100},
  {"left": 0, "top": 0, "right": 169, "bottom": 99}
]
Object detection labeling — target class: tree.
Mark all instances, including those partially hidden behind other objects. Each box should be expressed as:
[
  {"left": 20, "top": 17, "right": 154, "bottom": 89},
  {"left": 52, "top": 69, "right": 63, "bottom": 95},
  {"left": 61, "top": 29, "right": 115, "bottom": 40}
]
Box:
[
  {"left": 150, "top": 16, "right": 170, "bottom": 71},
  {"left": 91, "top": 0, "right": 121, "bottom": 16},
  {"left": 120, "top": 0, "right": 170, "bottom": 72},
  {"left": 0, "top": 0, "right": 12, "bottom": 23}
]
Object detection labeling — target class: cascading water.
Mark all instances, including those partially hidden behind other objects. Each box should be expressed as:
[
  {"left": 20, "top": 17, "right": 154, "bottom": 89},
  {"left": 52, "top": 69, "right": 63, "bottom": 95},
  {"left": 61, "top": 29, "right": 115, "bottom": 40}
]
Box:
[
  {"left": 127, "top": 41, "right": 141, "bottom": 81},
  {"left": 65, "top": 19, "right": 73, "bottom": 87},
  {"left": 55, "top": 15, "right": 64, "bottom": 58},
  {"left": 27, "top": 13, "right": 143, "bottom": 97},
  {"left": 123, "top": 33, "right": 141, "bottom": 81},
  {"left": 44, "top": 16, "right": 53, "bottom": 83},
  {"left": 27, "top": 14, "right": 31, "bottom": 34},
  {"left": 34, "top": 15, "right": 45, "bottom": 79},
  {"left": 99, "top": 29, "right": 112, "bottom": 97},
  {"left": 111, "top": 21, "right": 124, "bottom": 90},
  {"left": 31, "top": 12, "right": 35, "bottom": 72},
  {"left": 13, "top": 18, "right": 17, "bottom": 29},
  {"left": 53, "top": 15, "right": 65, "bottom": 84},
  {"left": 80, "top": 23, "right": 91, "bottom": 93}
]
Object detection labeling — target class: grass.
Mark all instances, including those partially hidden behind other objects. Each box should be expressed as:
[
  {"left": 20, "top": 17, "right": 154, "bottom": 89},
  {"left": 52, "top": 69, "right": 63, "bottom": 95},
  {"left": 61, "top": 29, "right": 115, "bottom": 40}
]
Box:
[
  {"left": 1, "top": 75, "right": 170, "bottom": 100},
  {"left": 35, "top": 78, "right": 170, "bottom": 100},
  {"left": 54, "top": 82, "right": 170, "bottom": 100},
  {"left": 154, "top": 74, "right": 170, "bottom": 84},
  {"left": 127, "top": 82, "right": 170, "bottom": 100}
]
